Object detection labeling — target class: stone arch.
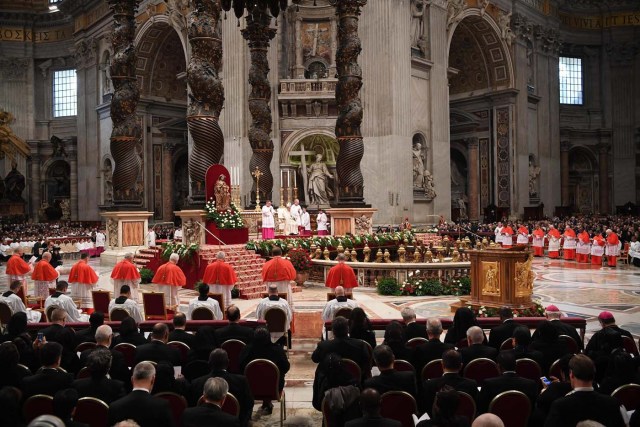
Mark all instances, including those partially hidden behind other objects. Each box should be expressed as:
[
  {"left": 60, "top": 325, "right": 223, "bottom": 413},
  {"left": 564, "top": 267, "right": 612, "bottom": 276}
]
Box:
[
  {"left": 280, "top": 127, "right": 336, "bottom": 164},
  {"left": 569, "top": 146, "right": 598, "bottom": 213}
]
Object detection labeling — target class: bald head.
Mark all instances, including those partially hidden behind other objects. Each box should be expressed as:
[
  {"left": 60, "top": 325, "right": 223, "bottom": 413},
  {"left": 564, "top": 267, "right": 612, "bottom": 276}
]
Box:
[
  {"left": 336, "top": 253, "right": 346, "bottom": 261},
  {"left": 42, "top": 252, "right": 52, "bottom": 261},
  {"left": 95, "top": 325, "right": 113, "bottom": 345},
  {"left": 472, "top": 414, "right": 505, "bottom": 427},
  {"left": 360, "top": 388, "right": 382, "bottom": 416},
  {"left": 467, "top": 326, "right": 484, "bottom": 345},
  {"left": 334, "top": 286, "right": 345, "bottom": 296},
  {"left": 216, "top": 251, "right": 226, "bottom": 260}
]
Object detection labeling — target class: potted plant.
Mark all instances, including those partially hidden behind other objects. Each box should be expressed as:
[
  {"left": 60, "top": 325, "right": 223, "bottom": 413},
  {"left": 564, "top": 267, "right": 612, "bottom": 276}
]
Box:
[
  {"left": 139, "top": 267, "right": 154, "bottom": 284},
  {"left": 287, "top": 247, "right": 313, "bottom": 287}
]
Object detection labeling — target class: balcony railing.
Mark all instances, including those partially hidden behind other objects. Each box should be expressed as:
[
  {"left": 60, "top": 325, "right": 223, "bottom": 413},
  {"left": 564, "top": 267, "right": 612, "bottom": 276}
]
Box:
[{"left": 279, "top": 78, "right": 337, "bottom": 95}]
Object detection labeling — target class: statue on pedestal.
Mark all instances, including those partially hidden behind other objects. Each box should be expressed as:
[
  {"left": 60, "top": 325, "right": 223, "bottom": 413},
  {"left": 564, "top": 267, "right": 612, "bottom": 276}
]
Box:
[
  {"left": 214, "top": 174, "right": 231, "bottom": 211},
  {"left": 3, "top": 161, "right": 25, "bottom": 202},
  {"left": 410, "top": 0, "right": 426, "bottom": 55},
  {"left": 412, "top": 142, "right": 426, "bottom": 189},
  {"left": 307, "top": 154, "right": 334, "bottom": 206},
  {"left": 528, "top": 156, "right": 541, "bottom": 197}
]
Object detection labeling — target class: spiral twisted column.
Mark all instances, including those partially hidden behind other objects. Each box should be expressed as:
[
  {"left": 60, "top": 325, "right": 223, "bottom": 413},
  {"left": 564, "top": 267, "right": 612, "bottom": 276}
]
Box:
[
  {"left": 331, "top": 0, "right": 367, "bottom": 206},
  {"left": 108, "top": 0, "right": 142, "bottom": 206},
  {"left": 241, "top": 8, "right": 276, "bottom": 206},
  {"left": 187, "top": 0, "right": 225, "bottom": 204}
]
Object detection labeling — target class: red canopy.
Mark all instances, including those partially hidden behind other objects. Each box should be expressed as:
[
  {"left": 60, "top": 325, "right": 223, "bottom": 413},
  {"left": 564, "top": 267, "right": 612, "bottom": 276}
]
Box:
[
  {"left": 31, "top": 260, "right": 58, "bottom": 281},
  {"left": 152, "top": 262, "right": 186, "bottom": 286},
  {"left": 111, "top": 259, "right": 141, "bottom": 280},
  {"left": 69, "top": 260, "right": 99, "bottom": 284},
  {"left": 6, "top": 254, "right": 31, "bottom": 275},
  {"left": 261, "top": 257, "right": 296, "bottom": 282},
  {"left": 202, "top": 260, "right": 238, "bottom": 286},
  {"left": 325, "top": 262, "right": 358, "bottom": 288}
]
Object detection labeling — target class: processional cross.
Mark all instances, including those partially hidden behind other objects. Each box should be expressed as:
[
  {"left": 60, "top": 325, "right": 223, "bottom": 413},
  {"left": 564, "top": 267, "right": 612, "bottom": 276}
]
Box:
[{"left": 252, "top": 166, "right": 263, "bottom": 212}]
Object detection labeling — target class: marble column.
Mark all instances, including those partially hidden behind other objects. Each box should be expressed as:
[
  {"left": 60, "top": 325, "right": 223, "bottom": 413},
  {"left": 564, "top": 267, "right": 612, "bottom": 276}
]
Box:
[
  {"left": 467, "top": 137, "right": 479, "bottom": 221},
  {"left": 162, "top": 143, "right": 175, "bottom": 221},
  {"left": 329, "top": 17, "right": 337, "bottom": 77},
  {"left": 598, "top": 143, "right": 610, "bottom": 214},
  {"left": 69, "top": 151, "right": 78, "bottom": 220},
  {"left": 560, "top": 141, "right": 570, "bottom": 206},
  {"left": 30, "top": 151, "right": 41, "bottom": 221},
  {"left": 294, "top": 15, "right": 304, "bottom": 78}
]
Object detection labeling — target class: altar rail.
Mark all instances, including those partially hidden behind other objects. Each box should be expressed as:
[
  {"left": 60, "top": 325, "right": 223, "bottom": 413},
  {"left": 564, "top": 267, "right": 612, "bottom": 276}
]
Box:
[{"left": 311, "top": 259, "right": 471, "bottom": 288}]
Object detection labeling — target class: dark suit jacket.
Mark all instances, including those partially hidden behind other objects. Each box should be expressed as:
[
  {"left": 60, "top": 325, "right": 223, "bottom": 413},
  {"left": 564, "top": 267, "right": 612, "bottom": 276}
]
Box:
[
  {"left": 460, "top": 344, "right": 498, "bottom": 365},
  {"left": 181, "top": 402, "right": 240, "bottom": 427},
  {"left": 532, "top": 319, "right": 583, "bottom": 350},
  {"left": 528, "top": 340, "right": 570, "bottom": 374},
  {"left": 134, "top": 340, "right": 181, "bottom": 366},
  {"left": 533, "top": 381, "right": 572, "bottom": 422},
  {"left": 188, "top": 370, "right": 253, "bottom": 427},
  {"left": 73, "top": 376, "right": 126, "bottom": 404},
  {"left": 168, "top": 329, "right": 198, "bottom": 349},
  {"left": 21, "top": 367, "right": 73, "bottom": 399},
  {"left": 312, "top": 337, "right": 371, "bottom": 380},
  {"left": 363, "top": 369, "right": 417, "bottom": 397},
  {"left": 412, "top": 339, "right": 454, "bottom": 375},
  {"left": 0, "top": 364, "right": 31, "bottom": 388},
  {"left": 478, "top": 372, "right": 538, "bottom": 413},
  {"left": 345, "top": 415, "right": 402, "bottom": 427},
  {"left": 80, "top": 345, "right": 130, "bottom": 386},
  {"left": 404, "top": 322, "right": 427, "bottom": 341},
  {"left": 214, "top": 323, "right": 255, "bottom": 346},
  {"left": 108, "top": 390, "right": 175, "bottom": 427},
  {"left": 488, "top": 320, "right": 520, "bottom": 349},
  {"left": 421, "top": 372, "right": 479, "bottom": 415},
  {"left": 507, "top": 347, "right": 545, "bottom": 369},
  {"left": 74, "top": 327, "right": 97, "bottom": 346},
  {"left": 112, "top": 331, "right": 148, "bottom": 347},
  {"left": 544, "top": 390, "right": 626, "bottom": 427},
  {"left": 239, "top": 342, "right": 290, "bottom": 391},
  {"left": 40, "top": 323, "right": 67, "bottom": 343}
]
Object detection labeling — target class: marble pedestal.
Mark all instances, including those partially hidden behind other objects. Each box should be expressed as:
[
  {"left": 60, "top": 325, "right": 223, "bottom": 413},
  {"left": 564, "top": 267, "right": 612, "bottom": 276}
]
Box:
[
  {"left": 326, "top": 208, "right": 377, "bottom": 236},
  {"left": 100, "top": 211, "right": 153, "bottom": 266},
  {"left": 174, "top": 209, "right": 207, "bottom": 246}
]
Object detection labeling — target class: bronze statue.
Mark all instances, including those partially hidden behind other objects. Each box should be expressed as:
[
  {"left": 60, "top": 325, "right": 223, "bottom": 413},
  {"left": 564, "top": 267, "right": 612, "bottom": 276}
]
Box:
[{"left": 214, "top": 174, "right": 231, "bottom": 211}]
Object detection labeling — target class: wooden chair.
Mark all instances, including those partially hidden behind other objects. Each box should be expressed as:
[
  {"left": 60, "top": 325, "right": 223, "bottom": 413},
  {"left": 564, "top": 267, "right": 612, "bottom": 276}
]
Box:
[
  {"left": 142, "top": 292, "right": 168, "bottom": 320},
  {"left": 341, "top": 358, "right": 362, "bottom": 384},
  {"left": 221, "top": 339, "right": 246, "bottom": 374},
  {"left": 182, "top": 360, "right": 210, "bottom": 382},
  {"left": 244, "top": 359, "right": 286, "bottom": 426},
  {"left": 76, "top": 367, "right": 91, "bottom": 379},
  {"left": 167, "top": 341, "right": 190, "bottom": 366},
  {"left": 191, "top": 306, "right": 215, "bottom": 320},
  {"left": 394, "top": 359, "right": 415, "bottom": 374},
  {"left": 558, "top": 334, "right": 579, "bottom": 354},
  {"left": 0, "top": 301, "right": 13, "bottom": 325},
  {"left": 155, "top": 392, "right": 188, "bottom": 427},
  {"left": 91, "top": 290, "right": 111, "bottom": 320},
  {"left": 489, "top": 390, "right": 531, "bottom": 427},
  {"left": 207, "top": 293, "right": 225, "bottom": 318},
  {"left": 326, "top": 292, "right": 354, "bottom": 301},
  {"left": 548, "top": 358, "right": 563, "bottom": 379},
  {"left": 618, "top": 242, "right": 630, "bottom": 265},
  {"left": 456, "top": 391, "right": 477, "bottom": 422},
  {"left": 75, "top": 342, "right": 97, "bottom": 353},
  {"left": 23, "top": 394, "right": 54, "bottom": 423},
  {"left": 422, "top": 359, "right": 444, "bottom": 380},
  {"left": 74, "top": 396, "right": 109, "bottom": 427},
  {"left": 406, "top": 337, "right": 428, "bottom": 349},
  {"left": 113, "top": 343, "right": 137, "bottom": 368},
  {"left": 516, "top": 358, "right": 543, "bottom": 385},
  {"left": 221, "top": 392, "right": 240, "bottom": 417},
  {"left": 334, "top": 307, "right": 353, "bottom": 319},
  {"left": 500, "top": 338, "right": 514, "bottom": 351},
  {"left": 380, "top": 391, "right": 417, "bottom": 427},
  {"left": 611, "top": 383, "right": 640, "bottom": 411},
  {"left": 264, "top": 307, "right": 291, "bottom": 350},
  {"left": 109, "top": 308, "right": 130, "bottom": 321},
  {"left": 463, "top": 358, "right": 500, "bottom": 385},
  {"left": 622, "top": 336, "right": 640, "bottom": 357}
]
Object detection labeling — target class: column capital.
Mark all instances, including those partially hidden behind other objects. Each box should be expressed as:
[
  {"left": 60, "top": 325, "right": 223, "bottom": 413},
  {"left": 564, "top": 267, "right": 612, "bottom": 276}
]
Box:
[
  {"left": 560, "top": 141, "right": 571, "bottom": 152},
  {"left": 596, "top": 143, "right": 611, "bottom": 154},
  {"left": 467, "top": 137, "right": 479, "bottom": 149},
  {"left": 163, "top": 142, "right": 177, "bottom": 153}
]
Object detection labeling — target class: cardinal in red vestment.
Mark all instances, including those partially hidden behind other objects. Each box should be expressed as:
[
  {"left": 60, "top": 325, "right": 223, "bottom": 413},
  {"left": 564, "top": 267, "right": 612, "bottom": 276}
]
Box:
[
  {"left": 577, "top": 230, "right": 591, "bottom": 263},
  {"left": 605, "top": 229, "right": 620, "bottom": 267},
  {"left": 325, "top": 253, "right": 358, "bottom": 289},
  {"left": 563, "top": 227, "right": 577, "bottom": 261},
  {"left": 547, "top": 227, "right": 562, "bottom": 258},
  {"left": 202, "top": 252, "right": 238, "bottom": 309},
  {"left": 152, "top": 253, "right": 186, "bottom": 307},
  {"left": 532, "top": 227, "right": 545, "bottom": 257},
  {"left": 32, "top": 252, "right": 59, "bottom": 298},
  {"left": 69, "top": 253, "right": 100, "bottom": 308},
  {"left": 6, "top": 248, "right": 32, "bottom": 284},
  {"left": 501, "top": 225, "right": 514, "bottom": 248},
  {"left": 591, "top": 234, "right": 605, "bottom": 266},
  {"left": 261, "top": 247, "right": 296, "bottom": 305},
  {"left": 111, "top": 254, "right": 141, "bottom": 301}
]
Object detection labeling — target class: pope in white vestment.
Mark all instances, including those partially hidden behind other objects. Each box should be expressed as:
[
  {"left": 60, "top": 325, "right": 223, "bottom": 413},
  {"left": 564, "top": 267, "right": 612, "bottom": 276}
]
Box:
[{"left": 289, "top": 200, "right": 302, "bottom": 235}]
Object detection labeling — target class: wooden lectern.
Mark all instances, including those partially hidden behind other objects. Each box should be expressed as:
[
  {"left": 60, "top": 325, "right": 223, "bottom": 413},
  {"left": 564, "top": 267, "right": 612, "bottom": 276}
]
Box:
[{"left": 456, "top": 247, "right": 535, "bottom": 310}]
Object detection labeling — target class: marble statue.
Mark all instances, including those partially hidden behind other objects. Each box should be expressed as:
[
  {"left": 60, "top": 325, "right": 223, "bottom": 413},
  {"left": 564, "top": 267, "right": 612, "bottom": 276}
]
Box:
[
  {"left": 529, "top": 158, "right": 541, "bottom": 197},
  {"left": 498, "top": 11, "right": 515, "bottom": 45},
  {"left": 3, "top": 161, "right": 25, "bottom": 202},
  {"left": 457, "top": 197, "right": 467, "bottom": 219},
  {"left": 307, "top": 154, "right": 334, "bottom": 206},
  {"left": 412, "top": 142, "right": 426, "bottom": 189},
  {"left": 411, "top": 0, "right": 425, "bottom": 49},
  {"left": 104, "top": 163, "right": 113, "bottom": 204},
  {"left": 447, "top": 0, "right": 466, "bottom": 29},
  {"left": 214, "top": 174, "right": 231, "bottom": 211},
  {"left": 424, "top": 170, "right": 436, "bottom": 200}
]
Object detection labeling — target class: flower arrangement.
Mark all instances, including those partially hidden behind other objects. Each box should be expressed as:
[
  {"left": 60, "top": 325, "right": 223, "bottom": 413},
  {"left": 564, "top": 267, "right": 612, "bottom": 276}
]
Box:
[
  {"left": 400, "top": 271, "right": 471, "bottom": 297},
  {"left": 286, "top": 247, "right": 313, "bottom": 272},
  {"left": 468, "top": 300, "right": 546, "bottom": 318},
  {"left": 205, "top": 198, "right": 244, "bottom": 229},
  {"left": 161, "top": 242, "right": 199, "bottom": 262}
]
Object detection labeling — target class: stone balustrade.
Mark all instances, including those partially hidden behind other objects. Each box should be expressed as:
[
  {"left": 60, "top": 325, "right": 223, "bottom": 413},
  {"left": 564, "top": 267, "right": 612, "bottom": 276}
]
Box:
[{"left": 279, "top": 78, "right": 337, "bottom": 96}]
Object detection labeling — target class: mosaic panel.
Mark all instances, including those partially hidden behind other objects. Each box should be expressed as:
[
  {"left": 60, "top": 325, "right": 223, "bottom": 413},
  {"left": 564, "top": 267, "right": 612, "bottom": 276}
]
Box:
[{"left": 495, "top": 107, "right": 511, "bottom": 208}]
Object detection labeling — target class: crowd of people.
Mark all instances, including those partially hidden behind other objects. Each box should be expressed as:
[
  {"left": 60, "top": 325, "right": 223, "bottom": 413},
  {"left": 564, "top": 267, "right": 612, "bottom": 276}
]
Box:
[{"left": 260, "top": 198, "right": 328, "bottom": 239}]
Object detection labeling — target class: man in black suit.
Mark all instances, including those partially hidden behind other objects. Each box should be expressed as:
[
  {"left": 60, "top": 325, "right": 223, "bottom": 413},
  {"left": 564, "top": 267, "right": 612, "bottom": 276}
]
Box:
[
  {"left": 134, "top": 323, "right": 181, "bottom": 366},
  {"left": 345, "top": 388, "right": 402, "bottom": 427},
  {"left": 188, "top": 349, "right": 254, "bottom": 427},
  {"left": 460, "top": 326, "right": 498, "bottom": 365},
  {"left": 108, "top": 361, "right": 175, "bottom": 427},
  {"left": 401, "top": 307, "right": 427, "bottom": 341},
  {"left": 182, "top": 377, "right": 240, "bottom": 427},
  {"left": 312, "top": 316, "right": 371, "bottom": 381},
  {"left": 544, "top": 354, "right": 625, "bottom": 427},
  {"left": 74, "top": 347, "right": 126, "bottom": 404},
  {"left": 214, "top": 305, "right": 255, "bottom": 345},
  {"left": 40, "top": 308, "right": 74, "bottom": 344},
  {"left": 168, "top": 312, "right": 197, "bottom": 349},
  {"left": 21, "top": 342, "right": 73, "bottom": 398},
  {"left": 533, "top": 353, "right": 573, "bottom": 423},
  {"left": 53, "top": 388, "right": 89, "bottom": 427},
  {"left": 506, "top": 326, "right": 544, "bottom": 367},
  {"left": 74, "top": 311, "right": 104, "bottom": 346},
  {"left": 478, "top": 351, "right": 538, "bottom": 413},
  {"left": 421, "top": 349, "right": 478, "bottom": 416},
  {"left": 412, "top": 318, "right": 454, "bottom": 376},
  {"left": 79, "top": 324, "right": 130, "bottom": 387},
  {"left": 364, "top": 344, "right": 417, "bottom": 396},
  {"left": 488, "top": 307, "right": 520, "bottom": 349},
  {"left": 532, "top": 304, "right": 583, "bottom": 350}
]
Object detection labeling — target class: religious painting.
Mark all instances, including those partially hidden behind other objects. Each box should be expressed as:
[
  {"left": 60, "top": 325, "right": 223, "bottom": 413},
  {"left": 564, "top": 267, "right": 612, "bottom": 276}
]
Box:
[{"left": 302, "top": 21, "right": 331, "bottom": 74}]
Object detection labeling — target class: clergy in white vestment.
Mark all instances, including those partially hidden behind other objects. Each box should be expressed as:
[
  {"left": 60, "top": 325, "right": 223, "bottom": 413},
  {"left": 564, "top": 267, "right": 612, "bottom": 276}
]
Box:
[
  {"left": 255, "top": 284, "right": 293, "bottom": 343},
  {"left": 0, "top": 280, "right": 42, "bottom": 322},
  {"left": 301, "top": 207, "right": 311, "bottom": 236},
  {"left": 321, "top": 286, "right": 358, "bottom": 322},
  {"left": 629, "top": 237, "right": 640, "bottom": 267},
  {"left": 95, "top": 230, "right": 106, "bottom": 255},
  {"left": 147, "top": 227, "right": 156, "bottom": 247},
  {"left": 187, "top": 283, "right": 223, "bottom": 320},
  {"left": 316, "top": 209, "right": 328, "bottom": 236},
  {"left": 261, "top": 200, "right": 276, "bottom": 239},
  {"left": 494, "top": 222, "right": 504, "bottom": 245},
  {"left": 109, "top": 285, "right": 144, "bottom": 323},
  {"left": 290, "top": 199, "right": 303, "bottom": 235},
  {"left": 44, "top": 281, "right": 89, "bottom": 322},
  {"left": 284, "top": 203, "right": 298, "bottom": 235},
  {"left": 276, "top": 204, "right": 287, "bottom": 233}
]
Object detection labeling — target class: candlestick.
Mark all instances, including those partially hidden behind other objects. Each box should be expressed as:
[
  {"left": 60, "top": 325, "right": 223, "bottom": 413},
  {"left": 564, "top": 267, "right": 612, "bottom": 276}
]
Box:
[{"left": 252, "top": 166, "right": 263, "bottom": 212}]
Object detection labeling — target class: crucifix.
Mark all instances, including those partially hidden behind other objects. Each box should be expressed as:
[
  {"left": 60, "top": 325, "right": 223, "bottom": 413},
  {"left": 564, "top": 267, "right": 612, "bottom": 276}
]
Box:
[
  {"left": 252, "top": 166, "right": 263, "bottom": 212},
  {"left": 288, "top": 143, "right": 316, "bottom": 205},
  {"left": 306, "top": 23, "right": 328, "bottom": 58}
]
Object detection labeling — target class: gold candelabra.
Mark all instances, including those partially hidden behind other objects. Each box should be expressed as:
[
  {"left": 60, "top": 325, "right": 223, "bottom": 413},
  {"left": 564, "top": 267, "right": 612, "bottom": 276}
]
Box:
[
  {"left": 232, "top": 185, "right": 242, "bottom": 211},
  {"left": 252, "top": 166, "right": 263, "bottom": 212}
]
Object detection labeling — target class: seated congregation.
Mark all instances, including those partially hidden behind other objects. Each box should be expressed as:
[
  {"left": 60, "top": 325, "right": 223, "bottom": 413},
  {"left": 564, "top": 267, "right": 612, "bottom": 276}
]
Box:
[{"left": 0, "top": 301, "right": 638, "bottom": 427}]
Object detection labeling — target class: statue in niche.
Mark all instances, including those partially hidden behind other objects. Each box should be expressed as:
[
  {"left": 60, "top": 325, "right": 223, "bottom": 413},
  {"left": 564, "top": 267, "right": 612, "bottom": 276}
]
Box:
[
  {"left": 498, "top": 10, "right": 515, "bottom": 46},
  {"left": 528, "top": 156, "right": 541, "bottom": 197},
  {"left": 50, "top": 135, "right": 68, "bottom": 158},
  {"left": 413, "top": 142, "right": 426, "bottom": 189},
  {"left": 104, "top": 162, "right": 113, "bottom": 204},
  {"left": 526, "top": 40, "right": 534, "bottom": 85},
  {"left": 411, "top": 0, "right": 425, "bottom": 52},
  {"left": 457, "top": 196, "right": 467, "bottom": 219},
  {"left": 214, "top": 174, "right": 231, "bottom": 211},
  {"left": 307, "top": 154, "right": 334, "bottom": 207},
  {"left": 3, "top": 161, "right": 26, "bottom": 202}
]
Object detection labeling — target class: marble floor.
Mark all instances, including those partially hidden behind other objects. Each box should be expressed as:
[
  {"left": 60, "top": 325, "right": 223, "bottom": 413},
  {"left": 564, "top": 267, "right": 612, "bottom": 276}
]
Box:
[{"left": 2, "top": 257, "right": 639, "bottom": 425}]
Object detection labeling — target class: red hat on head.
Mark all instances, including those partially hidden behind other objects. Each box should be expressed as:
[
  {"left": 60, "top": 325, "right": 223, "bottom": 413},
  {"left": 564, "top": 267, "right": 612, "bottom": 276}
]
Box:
[
  {"left": 545, "top": 305, "right": 560, "bottom": 312},
  {"left": 598, "top": 311, "right": 614, "bottom": 320}
]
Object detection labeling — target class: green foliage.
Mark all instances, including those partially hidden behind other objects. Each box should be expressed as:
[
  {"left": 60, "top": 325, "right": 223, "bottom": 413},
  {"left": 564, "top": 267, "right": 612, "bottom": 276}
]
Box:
[
  {"left": 231, "top": 286, "right": 240, "bottom": 299},
  {"left": 161, "top": 242, "right": 199, "bottom": 263},
  {"left": 139, "top": 268, "right": 154, "bottom": 284},
  {"left": 205, "top": 199, "right": 244, "bottom": 229},
  {"left": 377, "top": 277, "right": 401, "bottom": 296}
]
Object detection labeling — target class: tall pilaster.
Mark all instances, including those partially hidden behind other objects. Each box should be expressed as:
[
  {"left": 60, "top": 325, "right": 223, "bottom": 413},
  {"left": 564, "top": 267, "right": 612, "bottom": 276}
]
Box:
[
  {"left": 560, "top": 141, "right": 570, "bottom": 206},
  {"left": 108, "top": 0, "right": 143, "bottom": 207},
  {"left": 330, "top": 0, "right": 367, "bottom": 206},
  {"left": 69, "top": 149, "right": 78, "bottom": 220},
  {"left": 162, "top": 143, "right": 175, "bottom": 221},
  {"left": 467, "top": 138, "right": 479, "bottom": 221},
  {"left": 329, "top": 17, "right": 337, "bottom": 77},
  {"left": 294, "top": 15, "right": 305, "bottom": 78},
  {"left": 30, "top": 150, "right": 41, "bottom": 221},
  {"left": 598, "top": 143, "right": 610, "bottom": 214}
]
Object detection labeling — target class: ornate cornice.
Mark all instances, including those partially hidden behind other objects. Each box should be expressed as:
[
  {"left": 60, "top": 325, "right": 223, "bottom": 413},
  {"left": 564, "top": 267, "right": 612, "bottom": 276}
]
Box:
[
  {"left": 534, "top": 25, "right": 562, "bottom": 55},
  {"left": 511, "top": 13, "right": 533, "bottom": 42},
  {"left": 73, "top": 38, "right": 98, "bottom": 69}
]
